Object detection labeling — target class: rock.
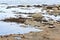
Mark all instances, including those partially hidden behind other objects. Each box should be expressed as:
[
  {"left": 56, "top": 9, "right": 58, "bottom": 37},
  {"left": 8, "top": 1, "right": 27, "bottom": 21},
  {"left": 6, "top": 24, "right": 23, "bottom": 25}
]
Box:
[
  {"left": 48, "top": 21, "right": 55, "bottom": 25},
  {"left": 33, "top": 5, "right": 42, "bottom": 7},
  {"left": 46, "top": 6, "right": 53, "bottom": 9},
  {"left": 58, "top": 7, "right": 60, "bottom": 10},
  {"left": 53, "top": 10, "right": 60, "bottom": 13},
  {"left": 2, "top": 18, "right": 26, "bottom": 23},
  {"left": 32, "top": 13, "right": 43, "bottom": 21},
  {"left": 26, "top": 5, "right": 32, "bottom": 7},
  {"left": 3, "top": 35, "right": 9, "bottom": 38},
  {"left": 42, "top": 17, "right": 48, "bottom": 22},
  {"left": 1, "top": 3, "right": 8, "bottom": 5},
  {"left": 32, "top": 13, "right": 43, "bottom": 18},
  {"left": 46, "top": 9, "right": 53, "bottom": 15},
  {"left": 51, "top": 7, "right": 60, "bottom": 15},
  {"left": 42, "top": 4, "right": 47, "bottom": 6},
  {"left": 24, "top": 20, "right": 40, "bottom": 27},
  {"left": 6, "top": 6, "right": 17, "bottom": 9},
  {"left": 52, "top": 7, "right": 58, "bottom": 10},
  {"left": 42, "top": 21, "right": 49, "bottom": 25},
  {"left": 48, "top": 25, "right": 55, "bottom": 28},
  {"left": 56, "top": 19, "right": 60, "bottom": 22},
  {"left": 17, "top": 5, "right": 25, "bottom": 7}
]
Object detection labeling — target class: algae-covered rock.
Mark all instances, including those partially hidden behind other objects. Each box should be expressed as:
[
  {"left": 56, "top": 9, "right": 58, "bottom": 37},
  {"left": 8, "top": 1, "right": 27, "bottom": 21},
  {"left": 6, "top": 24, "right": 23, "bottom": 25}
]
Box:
[
  {"left": 32, "top": 13, "right": 43, "bottom": 21},
  {"left": 53, "top": 10, "right": 60, "bottom": 16},
  {"left": 48, "top": 21, "right": 55, "bottom": 25},
  {"left": 52, "top": 7, "right": 58, "bottom": 10},
  {"left": 24, "top": 20, "right": 40, "bottom": 27},
  {"left": 32, "top": 13, "right": 42, "bottom": 18}
]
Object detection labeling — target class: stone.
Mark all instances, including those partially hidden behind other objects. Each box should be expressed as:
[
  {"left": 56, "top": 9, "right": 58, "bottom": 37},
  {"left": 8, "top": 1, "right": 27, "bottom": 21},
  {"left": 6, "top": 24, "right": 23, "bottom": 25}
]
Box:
[
  {"left": 24, "top": 20, "right": 40, "bottom": 27},
  {"left": 32, "top": 13, "right": 43, "bottom": 21},
  {"left": 48, "top": 21, "right": 55, "bottom": 25},
  {"left": 33, "top": 5, "right": 42, "bottom": 7},
  {"left": 17, "top": 5, "right": 25, "bottom": 7},
  {"left": 48, "top": 25, "right": 55, "bottom": 28},
  {"left": 6, "top": 6, "right": 17, "bottom": 9}
]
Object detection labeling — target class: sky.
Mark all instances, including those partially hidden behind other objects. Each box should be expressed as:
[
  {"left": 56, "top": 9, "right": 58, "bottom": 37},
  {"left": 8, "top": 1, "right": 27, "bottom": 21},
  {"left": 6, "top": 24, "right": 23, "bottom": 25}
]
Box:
[{"left": 0, "top": 0, "right": 60, "bottom": 5}]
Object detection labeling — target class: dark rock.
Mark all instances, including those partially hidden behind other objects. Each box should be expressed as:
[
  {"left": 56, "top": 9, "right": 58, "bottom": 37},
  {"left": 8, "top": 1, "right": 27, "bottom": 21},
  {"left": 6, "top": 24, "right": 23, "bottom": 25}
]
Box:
[
  {"left": 3, "top": 35, "right": 9, "bottom": 38},
  {"left": 48, "top": 25, "right": 55, "bottom": 28},
  {"left": 42, "top": 4, "right": 47, "bottom": 6},
  {"left": 46, "top": 6, "right": 53, "bottom": 9},
  {"left": 33, "top": 5, "right": 42, "bottom": 7},
  {"left": 17, "top": 5, "right": 25, "bottom": 7},
  {"left": 1, "top": 3, "right": 8, "bottom": 5},
  {"left": 2, "top": 18, "right": 26, "bottom": 23},
  {"left": 26, "top": 5, "right": 32, "bottom": 7},
  {"left": 6, "top": 6, "right": 17, "bottom": 9}
]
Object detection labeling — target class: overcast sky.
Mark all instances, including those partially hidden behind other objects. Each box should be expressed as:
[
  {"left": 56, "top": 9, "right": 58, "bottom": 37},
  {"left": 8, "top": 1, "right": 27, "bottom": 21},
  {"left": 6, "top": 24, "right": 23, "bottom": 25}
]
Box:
[{"left": 0, "top": 0, "right": 60, "bottom": 5}]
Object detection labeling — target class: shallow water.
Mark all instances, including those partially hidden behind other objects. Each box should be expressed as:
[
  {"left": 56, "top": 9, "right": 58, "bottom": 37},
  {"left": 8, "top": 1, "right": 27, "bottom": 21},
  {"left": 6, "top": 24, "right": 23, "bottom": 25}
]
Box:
[{"left": 0, "top": 21, "right": 42, "bottom": 35}]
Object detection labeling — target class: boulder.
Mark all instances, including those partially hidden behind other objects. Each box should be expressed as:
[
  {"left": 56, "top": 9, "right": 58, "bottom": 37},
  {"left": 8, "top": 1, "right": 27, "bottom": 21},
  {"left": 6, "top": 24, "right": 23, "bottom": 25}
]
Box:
[
  {"left": 6, "top": 6, "right": 17, "bottom": 9},
  {"left": 51, "top": 10, "right": 60, "bottom": 16},
  {"left": 46, "top": 6, "right": 53, "bottom": 9},
  {"left": 2, "top": 18, "right": 26, "bottom": 23},
  {"left": 52, "top": 7, "right": 58, "bottom": 10},
  {"left": 48, "top": 25, "right": 55, "bottom": 28},
  {"left": 26, "top": 5, "right": 32, "bottom": 7},
  {"left": 48, "top": 21, "right": 55, "bottom": 25},
  {"left": 58, "top": 7, "right": 60, "bottom": 10},
  {"left": 17, "top": 5, "right": 25, "bottom": 7},
  {"left": 46, "top": 9, "right": 53, "bottom": 15},
  {"left": 32, "top": 13, "right": 43, "bottom": 21},
  {"left": 53, "top": 10, "right": 60, "bottom": 13},
  {"left": 42, "top": 17, "right": 48, "bottom": 22},
  {"left": 24, "top": 20, "right": 40, "bottom": 27},
  {"left": 33, "top": 5, "right": 42, "bottom": 7}
]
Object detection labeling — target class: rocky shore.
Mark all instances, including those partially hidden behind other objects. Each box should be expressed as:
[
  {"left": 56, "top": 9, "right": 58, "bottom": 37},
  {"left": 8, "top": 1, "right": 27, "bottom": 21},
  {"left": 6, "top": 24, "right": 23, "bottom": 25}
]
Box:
[
  {"left": 0, "top": 4, "right": 60, "bottom": 40},
  {"left": 0, "top": 21, "right": 60, "bottom": 40}
]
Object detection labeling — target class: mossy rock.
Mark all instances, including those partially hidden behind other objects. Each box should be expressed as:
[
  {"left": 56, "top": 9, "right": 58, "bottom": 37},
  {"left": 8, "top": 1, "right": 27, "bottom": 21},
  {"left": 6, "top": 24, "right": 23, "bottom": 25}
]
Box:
[
  {"left": 32, "top": 13, "right": 43, "bottom": 19},
  {"left": 32, "top": 13, "right": 43, "bottom": 21},
  {"left": 48, "top": 21, "right": 55, "bottom": 25}
]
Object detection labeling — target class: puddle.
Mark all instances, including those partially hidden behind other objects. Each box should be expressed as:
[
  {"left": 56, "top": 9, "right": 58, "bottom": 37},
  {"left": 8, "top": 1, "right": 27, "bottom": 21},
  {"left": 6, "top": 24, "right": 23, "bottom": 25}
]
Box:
[{"left": 0, "top": 21, "right": 42, "bottom": 35}]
